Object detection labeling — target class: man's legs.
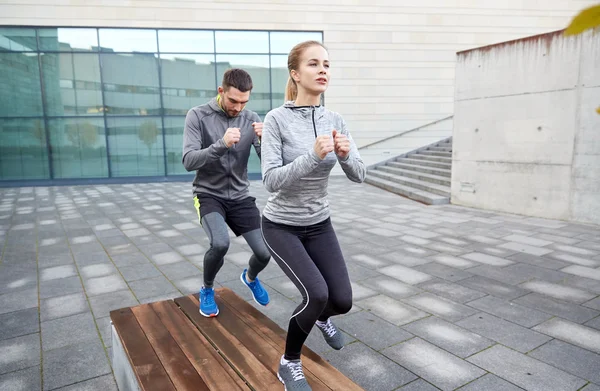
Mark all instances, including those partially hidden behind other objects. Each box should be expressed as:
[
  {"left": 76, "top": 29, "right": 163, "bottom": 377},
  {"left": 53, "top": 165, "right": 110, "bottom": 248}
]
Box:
[
  {"left": 200, "top": 212, "right": 230, "bottom": 288},
  {"left": 242, "top": 228, "right": 271, "bottom": 281}
]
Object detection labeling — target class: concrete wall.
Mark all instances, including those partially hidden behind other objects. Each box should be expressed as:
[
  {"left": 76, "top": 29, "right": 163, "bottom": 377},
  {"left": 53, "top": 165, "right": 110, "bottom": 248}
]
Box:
[
  {"left": 0, "top": 0, "right": 596, "bottom": 151},
  {"left": 451, "top": 29, "right": 600, "bottom": 225}
]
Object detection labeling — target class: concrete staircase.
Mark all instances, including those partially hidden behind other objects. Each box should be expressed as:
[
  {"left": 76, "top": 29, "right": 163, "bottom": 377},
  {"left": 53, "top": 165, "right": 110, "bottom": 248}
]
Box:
[{"left": 365, "top": 138, "right": 452, "bottom": 205}]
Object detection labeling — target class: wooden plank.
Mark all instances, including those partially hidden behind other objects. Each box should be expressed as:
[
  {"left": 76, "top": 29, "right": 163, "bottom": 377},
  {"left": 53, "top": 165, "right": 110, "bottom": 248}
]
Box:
[
  {"left": 210, "top": 294, "right": 331, "bottom": 391},
  {"left": 131, "top": 304, "right": 210, "bottom": 391},
  {"left": 175, "top": 295, "right": 282, "bottom": 391},
  {"left": 216, "top": 288, "right": 365, "bottom": 391},
  {"left": 109, "top": 308, "right": 176, "bottom": 391},
  {"left": 149, "top": 300, "right": 249, "bottom": 391}
]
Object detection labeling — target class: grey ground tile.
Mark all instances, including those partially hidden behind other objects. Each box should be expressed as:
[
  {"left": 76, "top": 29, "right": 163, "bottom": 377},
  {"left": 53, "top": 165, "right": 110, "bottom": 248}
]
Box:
[
  {"left": 95, "top": 316, "right": 113, "bottom": 348},
  {"left": 335, "top": 311, "right": 413, "bottom": 351},
  {"left": 118, "top": 263, "right": 162, "bottom": 282},
  {"left": 345, "top": 262, "right": 382, "bottom": 282},
  {"left": 456, "top": 312, "right": 552, "bottom": 353},
  {"left": 380, "top": 252, "right": 433, "bottom": 267},
  {"left": 533, "top": 318, "right": 600, "bottom": 354},
  {"left": 0, "top": 365, "right": 41, "bottom": 391},
  {"left": 324, "top": 342, "right": 417, "bottom": 391},
  {"left": 399, "top": 379, "right": 442, "bottom": 390},
  {"left": 157, "top": 261, "right": 202, "bottom": 281},
  {"left": 499, "top": 242, "right": 553, "bottom": 256},
  {"left": 467, "top": 345, "right": 587, "bottom": 391},
  {"left": 83, "top": 274, "right": 128, "bottom": 297},
  {"left": 172, "top": 276, "right": 203, "bottom": 295},
  {"left": 0, "top": 288, "right": 38, "bottom": 315},
  {"left": 403, "top": 316, "right": 493, "bottom": 358},
  {"left": 383, "top": 338, "right": 485, "bottom": 391},
  {"left": 520, "top": 280, "right": 596, "bottom": 304},
  {"left": 459, "top": 276, "right": 530, "bottom": 300},
  {"left": 584, "top": 297, "right": 600, "bottom": 311},
  {"left": 414, "top": 263, "right": 473, "bottom": 282},
  {"left": 417, "top": 279, "right": 487, "bottom": 303},
  {"left": 43, "top": 339, "right": 111, "bottom": 391},
  {"left": 529, "top": 339, "right": 600, "bottom": 385},
  {"left": 403, "top": 293, "right": 478, "bottom": 322},
  {"left": 0, "top": 334, "right": 40, "bottom": 375},
  {"left": 562, "top": 275, "right": 600, "bottom": 295},
  {"left": 562, "top": 265, "right": 600, "bottom": 282},
  {"left": 73, "top": 252, "right": 111, "bottom": 267},
  {"left": 547, "top": 252, "right": 600, "bottom": 268},
  {"left": 457, "top": 374, "right": 523, "bottom": 391},
  {"left": 128, "top": 276, "right": 178, "bottom": 300},
  {"left": 378, "top": 265, "right": 432, "bottom": 285},
  {"left": 515, "top": 293, "right": 600, "bottom": 324},
  {"left": 40, "top": 265, "right": 77, "bottom": 282},
  {"left": 461, "top": 252, "right": 514, "bottom": 267},
  {"left": 0, "top": 308, "right": 39, "bottom": 341},
  {"left": 502, "top": 263, "right": 570, "bottom": 283},
  {"left": 41, "top": 312, "right": 99, "bottom": 352},
  {"left": 465, "top": 295, "right": 553, "bottom": 327},
  {"left": 428, "top": 254, "right": 478, "bottom": 270},
  {"left": 54, "top": 374, "right": 118, "bottom": 391},
  {"left": 110, "top": 252, "right": 150, "bottom": 268},
  {"left": 355, "top": 295, "right": 429, "bottom": 326},
  {"left": 40, "top": 276, "right": 83, "bottom": 300},
  {"left": 88, "top": 290, "right": 138, "bottom": 318},
  {"left": 581, "top": 384, "right": 600, "bottom": 391},
  {"left": 586, "top": 316, "right": 600, "bottom": 331},
  {"left": 41, "top": 293, "right": 89, "bottom": 322}
]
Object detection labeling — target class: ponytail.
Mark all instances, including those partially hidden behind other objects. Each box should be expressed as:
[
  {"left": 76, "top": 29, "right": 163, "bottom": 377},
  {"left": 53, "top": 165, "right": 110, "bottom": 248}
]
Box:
[{"left": 285, "top": 76, "right": 297, "bottom": 102}]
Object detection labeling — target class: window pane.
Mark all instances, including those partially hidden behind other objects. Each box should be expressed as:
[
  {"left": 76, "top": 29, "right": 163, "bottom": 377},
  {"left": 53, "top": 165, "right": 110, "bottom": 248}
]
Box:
[
  {"left": 48, "top": 118, "right": 107, "bottom": 178},
  {"left": 270, "top": 55, "right": 288, "bottom": 107},
  {"left": 269, "top": 32, "right": 323, "bottom": 54},
  {"left": 216, "top": 55, "right": 270, "bottom": 113},
  {"left": 158, "top": 30, "right": 214, "bottom": 53},
  {"left": 101, "top": 53, "right": 161, "bottom": 115},
  {"left": 0, "top": 28, "right": 36, "bottom": 52},
  {"left": 39, "top": 28, "right": 98, "bottom": 52},
  {"left": 161, "top": 54, "right": 216, "bottom": 115},
  {"left": 0, "top": 118, "right": 49, "bottom": 180},
  {"left": 42, "top": 53, "right": 103, "bottom": 116},
  {"left": 163, "top": 116, "right": 188, "bottom": 175},
  {"left": 215, "top": 31, "right": 268, "bottom": 54},
  {"left": 0, "top": 52, "right": 43, "bottom": 117},
  {"left": 99, "top": 29, "right": 157, "bottom": 53},
  {"left": 107, "top": 117, "right": 165, "bottom": 177}
]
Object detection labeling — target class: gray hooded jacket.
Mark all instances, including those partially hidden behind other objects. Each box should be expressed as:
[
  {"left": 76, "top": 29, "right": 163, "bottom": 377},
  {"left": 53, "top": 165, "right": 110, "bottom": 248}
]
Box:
[
  {"left": 182, "top": 97, "right": 261, "bottom": 200},
  {"left": 261, "top": 102, "right": 366, "bottom": 226}
]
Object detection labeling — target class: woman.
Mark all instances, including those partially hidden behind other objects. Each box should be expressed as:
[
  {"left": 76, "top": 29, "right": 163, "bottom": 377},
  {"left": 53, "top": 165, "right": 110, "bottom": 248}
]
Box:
[{"left": 260, "top": 40, "right": 366, "bottom": 390}]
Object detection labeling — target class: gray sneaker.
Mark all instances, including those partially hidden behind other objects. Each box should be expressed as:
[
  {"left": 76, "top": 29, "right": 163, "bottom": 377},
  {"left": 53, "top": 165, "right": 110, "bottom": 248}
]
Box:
[
  {"left": 278, "top": 357, "right": 312, "bottom": 391},
  {"left": 315, "top": 319, "right": 344, "bottom": 350}
]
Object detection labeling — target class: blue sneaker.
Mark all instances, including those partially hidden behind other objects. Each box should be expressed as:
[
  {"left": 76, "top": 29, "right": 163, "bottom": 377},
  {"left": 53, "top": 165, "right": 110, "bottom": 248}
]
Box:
[
  {"left": 240, "top": 269, "right": 270, "bottom": 306},
  {"left": 199, "top": 287, "right": 219, "bottom": 317}
]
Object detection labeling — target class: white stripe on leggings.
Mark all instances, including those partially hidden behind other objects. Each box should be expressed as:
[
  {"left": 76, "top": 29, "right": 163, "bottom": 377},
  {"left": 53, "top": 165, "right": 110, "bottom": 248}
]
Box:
[{"left": 260, "top": 219, "right": 310, "bottom": 321}]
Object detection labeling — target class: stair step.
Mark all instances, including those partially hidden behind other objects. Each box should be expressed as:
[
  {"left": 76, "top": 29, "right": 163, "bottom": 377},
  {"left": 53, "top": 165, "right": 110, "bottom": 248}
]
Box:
[
  {"left": 387, "top": 162, "right": 451, "bottom": 178},
  {"left": 408, "top": 154, "right": 453, "bottom": 164},
  {"left": 377, "top": 166, "right": 451, "bottom": 186},
  {"left": 395, "top": 158, "right": 451, "bottom": 170},
  {"left": 368, "top": 169, "right": 451, "bottom": 197},
  {"left": 365, "top": 176, "right": 450, "bottom": 205},
  {"left": 419, "top": 150, "right": 452, "bottom": 157},
  {"left": 429, "top": 146, "right": 452, "bottom": 152}
]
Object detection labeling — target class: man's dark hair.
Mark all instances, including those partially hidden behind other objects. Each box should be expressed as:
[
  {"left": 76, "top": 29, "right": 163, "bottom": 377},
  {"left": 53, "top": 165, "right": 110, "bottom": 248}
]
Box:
[{"left": 222, "top": 68, "right": 253, "bottom": 92}]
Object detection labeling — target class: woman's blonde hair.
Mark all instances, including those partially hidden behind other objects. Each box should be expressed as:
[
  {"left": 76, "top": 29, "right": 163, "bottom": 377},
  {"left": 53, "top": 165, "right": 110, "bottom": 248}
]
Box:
[{"left": 285, "top": 40, "right": 327, "bottom": 102}]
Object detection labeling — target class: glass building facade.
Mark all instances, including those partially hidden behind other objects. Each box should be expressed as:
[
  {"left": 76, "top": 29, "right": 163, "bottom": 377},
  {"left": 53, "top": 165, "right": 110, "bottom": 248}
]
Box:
[{"left": 0, "top": 27, "right": 322, "bottom": 184}]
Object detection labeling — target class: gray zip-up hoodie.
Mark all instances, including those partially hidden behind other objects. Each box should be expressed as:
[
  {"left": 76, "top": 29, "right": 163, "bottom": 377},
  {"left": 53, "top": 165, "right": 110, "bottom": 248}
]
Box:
[
  {"left": 261, "top": 102, "right": 366, "bottom": 226},
  {"left": 182, "top": 97, "right": 261, "bottom": 200}
]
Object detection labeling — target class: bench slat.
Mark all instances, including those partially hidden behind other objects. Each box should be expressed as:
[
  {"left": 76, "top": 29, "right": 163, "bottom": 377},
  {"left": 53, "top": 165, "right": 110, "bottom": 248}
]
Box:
[
  {"left": 175, "top": 295, "right": 283, "bottom": 390},
  {"left": 217, "top": 288, "right": 364, "bottom": 391},
  {"left": 149, "top": 300, "right": 249, "bottom": 391},
  {"left": 110, "top": 308, "right": 177, "bottom": 391},
  {"left": 131, "top": 304, "right": 210, "bottom": 391}
]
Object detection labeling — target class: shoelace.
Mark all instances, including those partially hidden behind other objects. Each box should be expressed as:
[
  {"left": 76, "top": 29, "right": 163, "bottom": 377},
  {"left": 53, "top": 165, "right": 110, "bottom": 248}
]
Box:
[
  {"left": 318, "top": 319, "right": 337, "bottom": 338},
  {"left": 203, "top": 290, "right": 215, "bottom": 306},
  {"left": 287, "top": 361, "right": 305, "bottom": 382}
]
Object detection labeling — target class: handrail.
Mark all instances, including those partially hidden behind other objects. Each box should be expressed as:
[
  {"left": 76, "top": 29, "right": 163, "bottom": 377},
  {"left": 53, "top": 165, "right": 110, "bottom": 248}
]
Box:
[{"left": 358, "top": 115, "right": 453, "bottom": 150}]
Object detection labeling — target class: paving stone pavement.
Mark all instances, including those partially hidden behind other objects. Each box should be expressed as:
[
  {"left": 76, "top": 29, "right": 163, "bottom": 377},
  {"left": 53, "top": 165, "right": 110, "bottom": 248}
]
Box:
[{"left": 1, "top": 177, "right": 600, "bottom": 391}]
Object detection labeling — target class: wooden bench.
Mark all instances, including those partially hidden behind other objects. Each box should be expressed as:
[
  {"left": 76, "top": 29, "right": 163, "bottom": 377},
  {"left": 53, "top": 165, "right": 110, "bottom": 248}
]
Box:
[{"left": 110, "top": 287, "right": 364, "bottom": 391}]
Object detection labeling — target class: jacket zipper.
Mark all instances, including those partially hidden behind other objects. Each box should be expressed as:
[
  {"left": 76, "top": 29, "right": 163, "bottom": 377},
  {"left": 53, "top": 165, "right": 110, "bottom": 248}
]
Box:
[
  {"left": 227, "top": 117, "right": 231, "bottom": 199},
  {"left": 311, "top": 107, "right": 317, "bottom": 138}
]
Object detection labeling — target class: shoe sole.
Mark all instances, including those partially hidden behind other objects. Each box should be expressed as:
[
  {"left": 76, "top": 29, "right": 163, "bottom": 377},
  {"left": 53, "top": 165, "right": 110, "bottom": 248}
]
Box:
[
  {"left": 277, "top": 373, "right": 287, "bottom": 391},
  {"left": 240, "top": 273, "right": 270, "bottom": 307},
  {"left": 199, "top": 308, "right": 219, "bottom": 318}
]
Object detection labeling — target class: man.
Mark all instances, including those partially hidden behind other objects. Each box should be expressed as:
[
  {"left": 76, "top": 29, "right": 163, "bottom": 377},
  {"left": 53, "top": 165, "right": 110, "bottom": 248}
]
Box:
[{"left": 182, "top": 68, "right": 270, "bottom": 317}]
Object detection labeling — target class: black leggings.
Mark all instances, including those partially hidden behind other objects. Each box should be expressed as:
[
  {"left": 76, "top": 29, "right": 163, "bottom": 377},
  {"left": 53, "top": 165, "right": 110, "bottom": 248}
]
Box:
[{"left": 261, "top": 215, "right": 352, "bottom": 360}]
